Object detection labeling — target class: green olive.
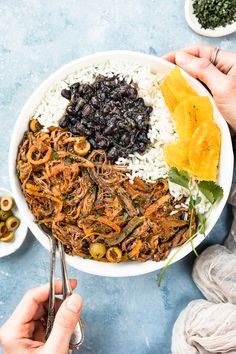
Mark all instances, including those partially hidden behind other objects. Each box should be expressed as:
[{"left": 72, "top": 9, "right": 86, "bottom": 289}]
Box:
[
  {"left": 106, "top": 247, "right": 122, "bottom": 263},
  {"left": 0, "top": 209, "right": 13, "bottom": 221},
  {"left": 29, "top": 118, "right": 42, "bottom": 133},
  {"left": 0, "top": 196, "right": 14, "bottom": 211},
  {"left": 0, "top": 231, "right": 14, "bottom": 242},
  {"left": 74, "top": 139, "right": 91, "bottom": 156},
  {"left": 6, "top": 216, "right": 20, "bottom": 231},
  {"left": 89, "top": 242, "right": 106, "bottom": 259},
  {"left": 0, "top": 222, "right": 7, "bottom": 236}
]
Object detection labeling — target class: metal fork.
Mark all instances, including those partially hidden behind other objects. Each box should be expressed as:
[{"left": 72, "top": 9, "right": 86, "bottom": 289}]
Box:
[{"left": 40, "top": 225, "right": 84, "bottom": 349}]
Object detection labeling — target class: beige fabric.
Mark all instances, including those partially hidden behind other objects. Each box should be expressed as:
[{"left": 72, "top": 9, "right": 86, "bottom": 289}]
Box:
[
  {"left": 172, "top": 300, "right": 236, "bottom": 354},
  {"left": 172, "top": 184, "right": 236, "bottom": 354},
  {"left": 192, "top": 245, "right": 236, "bottom": 304}
]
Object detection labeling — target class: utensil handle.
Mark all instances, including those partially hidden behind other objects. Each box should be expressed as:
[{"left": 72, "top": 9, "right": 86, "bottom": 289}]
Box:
[
  {"left": 46, "top": 235, "right": 57, "bottom": 339},
  {"left": 58, "top": 241, "right": 72, "bottom": 298},
  {"left": 58, "top": 241, "right": 84, "bottom": 349}
]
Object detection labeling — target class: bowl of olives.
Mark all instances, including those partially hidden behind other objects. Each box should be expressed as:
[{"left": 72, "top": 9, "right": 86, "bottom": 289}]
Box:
[{"left": 0, "top": 188, "right": 28, "bottom": 257}]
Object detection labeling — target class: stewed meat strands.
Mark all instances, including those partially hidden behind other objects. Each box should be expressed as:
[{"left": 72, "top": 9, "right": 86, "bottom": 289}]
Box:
[{"left": 16, "top": 126, "right": 196, "bottom": 263}]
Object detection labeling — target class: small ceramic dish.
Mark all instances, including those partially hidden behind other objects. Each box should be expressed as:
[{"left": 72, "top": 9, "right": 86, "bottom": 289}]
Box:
[
  {"left": 0, "top": 187, "right": 28, "bottom": 257},
  {"left": 185, "top": 0, "right": 236, "bottom": 37}
]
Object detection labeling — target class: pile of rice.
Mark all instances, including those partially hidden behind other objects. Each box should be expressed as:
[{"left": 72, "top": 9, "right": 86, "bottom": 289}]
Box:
[{"left": 33, "top": 60, "right": 211, "bottom": 214}]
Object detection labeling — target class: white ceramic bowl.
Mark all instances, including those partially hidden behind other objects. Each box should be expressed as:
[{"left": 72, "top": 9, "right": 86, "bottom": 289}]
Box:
[
  {"left": 0, "top": 187, "right": 28, "bottom": 257},
  {"left": 9, "top": 51, "right": 233, "bottom": 276},
  {"left": 185, "top": 0, "right": 236, "bottom": 37}
]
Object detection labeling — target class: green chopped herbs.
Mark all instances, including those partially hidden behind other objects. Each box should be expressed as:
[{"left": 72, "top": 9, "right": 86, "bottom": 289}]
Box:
[
  {"left": 134, "top": 199, "right": 141, "bottom": 205},
  {"left": 88, "top": 187, "right": 95, "bottom": 195},
  {"left": 123, "top": 211, "right": 129, "bottom": 218},
  {"left": 192, "top": 0, "right": 236, "bottom": 29},
  {"left": 52, "top": 151, "right": 59, "bottom": 159},
  {"left": 168, "top": 167, "right": 190, "bottom": 189}
]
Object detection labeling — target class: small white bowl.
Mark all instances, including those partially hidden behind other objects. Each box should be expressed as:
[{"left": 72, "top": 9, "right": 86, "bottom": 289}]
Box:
[
  {"left": 185, "top": 0, "right": 236, "bottom": 37},
  {"left": 9, "top": 51, "right": 234, "bottom": 277},
  {"left": 0, "top": 187, "right": 28, "bottom": 257}
]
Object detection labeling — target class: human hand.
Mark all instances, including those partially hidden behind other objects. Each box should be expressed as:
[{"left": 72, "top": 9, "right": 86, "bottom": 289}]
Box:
[
  {"left": 0, "top": 279, "right": 83, "bottom": 354},
  {"left": 164, "top": 45, "right": 236, "bottom": 133}
]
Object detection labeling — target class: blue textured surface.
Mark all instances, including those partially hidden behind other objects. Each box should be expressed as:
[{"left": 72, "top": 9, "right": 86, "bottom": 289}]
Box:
[{"left": 0, "top": 1, "right": 235, "bottom": 353}]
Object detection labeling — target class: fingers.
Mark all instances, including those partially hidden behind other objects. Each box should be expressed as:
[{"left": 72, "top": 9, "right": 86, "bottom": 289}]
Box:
[
  {"left": 163, "top": 51, "right": 178, "bottom": 63},
  {"left": 173, "top": 51, "right": 227, "bottom": 95},
  {"left": 12, "top": 279, "right": 78, "bottom": 324},
  {"left": 44, "top": 294, "right": 83, "bottom": 353},
  {"left": 164, "top": 45, "right": 236, "bottom": 74}
]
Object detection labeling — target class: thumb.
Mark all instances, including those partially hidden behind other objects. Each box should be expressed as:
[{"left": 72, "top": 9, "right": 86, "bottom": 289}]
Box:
[
  {"left": 175, "top": 51, "right": 227, "bottom": 95},
  {"left": 44, "top": 294, "right": 83, "bottom": 353}
]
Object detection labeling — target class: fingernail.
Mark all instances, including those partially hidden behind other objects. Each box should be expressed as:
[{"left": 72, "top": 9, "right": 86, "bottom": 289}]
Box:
[
  {"left": 66, "top": 294, "right": 81, "bottom": 313},
  {"left": 175, "top": 52, "right": 190, "bottom": 65}
]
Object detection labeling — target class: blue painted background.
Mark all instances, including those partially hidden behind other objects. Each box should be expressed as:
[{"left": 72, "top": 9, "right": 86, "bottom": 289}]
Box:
[{"left": 0, "top": 1, "right": 235, "bottom": 353}]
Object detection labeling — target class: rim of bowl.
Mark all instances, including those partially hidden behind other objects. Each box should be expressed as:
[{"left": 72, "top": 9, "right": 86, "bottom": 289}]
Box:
[{"left": 9, "top": 50, "right": 234, "bottom": 276}]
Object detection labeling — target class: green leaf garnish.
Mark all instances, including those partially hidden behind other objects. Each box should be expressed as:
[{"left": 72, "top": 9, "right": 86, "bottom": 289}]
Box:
[
  {"left": 168, "top": 168, "right": 190, "bottom": 189},
  {"left": 189, "top": 195, "right": 201, "bottom": 210},
  {"left": 198, "top": 214, "right": 207, "bottom": 234},
  {"left": 195, "top": 196, "right": 201, "bottom": 205},
  {"left": 198, "top": 181, "right": 223, "bottom": 204}
]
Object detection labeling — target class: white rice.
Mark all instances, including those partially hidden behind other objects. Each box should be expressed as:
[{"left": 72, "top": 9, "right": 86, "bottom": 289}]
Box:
[
  {"left": 34, "top": 60, "right": 177, "bottom": 180},
  {"left": 33, "top": 59, "right": 211, "bottom": 213}
]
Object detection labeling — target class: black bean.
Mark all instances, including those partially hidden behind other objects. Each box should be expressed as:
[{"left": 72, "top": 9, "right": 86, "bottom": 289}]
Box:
[
  {"left": 89, "top": 137, "right": 97, "bottom": 147},
  {"left": 146, "top": 106, "right": 153, "bottom": 114},
  {"left": 121, "top": 132, "right": 131, "bottom": 147},
  {"left": 59, "top": 115, "right": 70, "bottom": 128},
  {"left": 71, "top": 92, "right": 81, "bottom": 104},
  {"left": 82, "top": 104, "right": 92, "bottom": 117},
  {"left": 60, "top": 74, "right": 152, "bottom": 160},
  {"left": 107, "top": 146, "right": 118, "bottom": 160},
  {"left": 69, "top": 126, "right": 80, "bottom": 135},
  {"left": 127, "top": 87, "right": 137, "bottom": 99},
  {"left": 95, "top": 136, "right": 109, "bottom": 149},
  {"left": 97, "top": 91, "right": 106, "bottom": 101},
  {"left": 75, "top": 97, "right": 85, "bottom": 111},
  {"left": 104, "top": 125, "right": 114, "bottom": 135},
  {"left": 70, "top": 83, "right": 80, "bottom": 92},
  {"left": 66, "top": 104, "right": 77, "bottom": 116},
  {"left": 78, "top": 84, "right": 84, "bottom": 94},
  {"left": 70, "top": 117, "right": 77, "bottom": 126},
  {"left": 135, "top": 114, "right": 143, "bottom": 125},
  {"left": 91, "top": 96, "right": 100, "bottom": 108},
  {"left": 61, "top": 89, "right": 71, "bottom": 100},
  {"left": 138, "top": 142, "right": 146, "bottom": 153},
  {"left": 135, "top": 97, "right": 145, "bottom": 106}
]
